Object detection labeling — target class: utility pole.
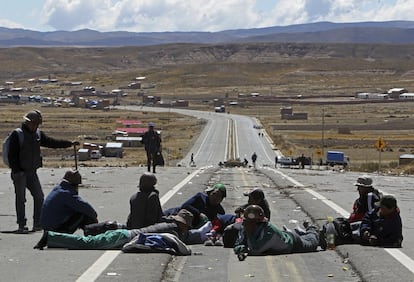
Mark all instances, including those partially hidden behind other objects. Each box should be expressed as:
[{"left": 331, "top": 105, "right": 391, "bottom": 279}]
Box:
[{"left": 321, "top": 106, "right": 325, "bottom": 158}]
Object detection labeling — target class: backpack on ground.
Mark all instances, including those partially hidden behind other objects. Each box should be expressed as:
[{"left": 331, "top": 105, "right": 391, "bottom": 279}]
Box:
[
  {"left": 322, "top": 217, "right": 353, "bottom": 245},
  {"left": 2, "top": 128, "right": 24, "bottom": 167}
]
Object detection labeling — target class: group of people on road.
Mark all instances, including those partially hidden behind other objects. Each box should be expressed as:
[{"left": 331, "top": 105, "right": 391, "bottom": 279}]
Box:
[{"left": 5, "top": 110, "right": 404, "bottom": 259}]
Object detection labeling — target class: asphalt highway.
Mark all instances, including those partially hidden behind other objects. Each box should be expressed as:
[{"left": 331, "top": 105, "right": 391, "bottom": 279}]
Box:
[{"left": 1, "top": 106, "right": 413, "bottom": 281}]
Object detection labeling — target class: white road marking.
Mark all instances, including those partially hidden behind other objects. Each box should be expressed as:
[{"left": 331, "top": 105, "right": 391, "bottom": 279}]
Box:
[
  {"left": 76, "top": 167, "right": 208, "bottom": 282},
  {"left": 265, "top": 167, "right": 414, "bottom": 275}
]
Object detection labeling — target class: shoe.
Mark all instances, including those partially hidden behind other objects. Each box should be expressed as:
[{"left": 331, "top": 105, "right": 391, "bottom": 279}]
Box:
[
  {"left": 294, "top": 227, "right": 307, "bottom": 236},
  {"left": 214, "top": 238, "right": 224, "bottom": 246},
  {"left": 319, "top": 229, "right": 327, "bottom": 251},
  {"left": 16, "top": 226, "right": 29, "bottom": 234},
  {"left": 34, "top": 231, "right": 48, "bottom": 250},
  {"left": 204, "top": 239, "right": 214, "bottom": 246}
]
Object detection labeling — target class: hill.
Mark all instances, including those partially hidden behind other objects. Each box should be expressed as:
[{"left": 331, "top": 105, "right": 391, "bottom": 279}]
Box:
[{"left": 0, "top": 21, "right": 414, "bottom": 47}]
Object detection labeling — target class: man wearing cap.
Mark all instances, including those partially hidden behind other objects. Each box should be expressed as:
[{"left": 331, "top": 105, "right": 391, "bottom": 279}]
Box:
[
  {"left": 141, "top": 122, "right": 162, "bottom": 173},
  {"left": 360, "top": 195, "right": 403, "bottom": 247},
  {"left": 164, "top": 183, "right": 227, "bottom": 229},
  {"left": 234, "top": 205, "right": 322, "bottom": 258},
  {"left": 40, "top": 170, "right": 98, "bottom": 234},
  {"left": 349, "top": 175, "right": 382, "bottom": 223},
  {"left": 7, "top": 109, "right": 80, "bottom": 233},
  {"left": 34, "top": 209, "right": 202, "bottom": 251}
]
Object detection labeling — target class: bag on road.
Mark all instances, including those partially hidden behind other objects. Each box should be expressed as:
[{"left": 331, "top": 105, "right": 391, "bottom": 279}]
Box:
[{"left": 154, "top": 151, "right": 165, "bottom": 166}]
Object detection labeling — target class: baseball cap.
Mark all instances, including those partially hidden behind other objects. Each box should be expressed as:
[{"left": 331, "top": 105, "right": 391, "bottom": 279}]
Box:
[
  {"left": 24, "top": 110, "right": 42, "bottom": 124},
  {"left": 205, "top": 183, "right": 226, "bottom": 197},
  {"left": 243, "top": 188, "right": 265, "bottom": 201},
  {"left": 63, "top": 170, "right": 82, "bottom": 185}
]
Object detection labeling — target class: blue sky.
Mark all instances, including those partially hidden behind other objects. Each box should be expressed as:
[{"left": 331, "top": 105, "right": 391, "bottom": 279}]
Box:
[{"left": 0, "top": 0, "right": 411, "bottom": 32}]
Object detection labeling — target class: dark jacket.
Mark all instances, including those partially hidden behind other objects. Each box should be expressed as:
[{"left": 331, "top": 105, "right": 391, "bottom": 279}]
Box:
[
  {"left": 8, "top": 123, "right": 73, "bottom": 173},
  {"left": 179, "top": 192, "right": 225, "bottom": 227},
  {"left": 40, "top": 181, "right": 98, "bottom": 230},
  {"left": 126, "top": 189, "right": 163, "bottom": 229},
  {"left": 349, "top": 190, "right": 381, "bottom": 223},
  {"left": 142, "top": 130, "right": 161, "bottom": 153},
  {"left": 360, "top": 208, "right": 403, "bottom": 247}
]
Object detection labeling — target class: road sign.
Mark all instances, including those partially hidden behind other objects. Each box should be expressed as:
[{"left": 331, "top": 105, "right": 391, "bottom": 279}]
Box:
[
  {"left": 316, "top": 149, "right": 322, "bottom": 156},
  {"left": 375, "top": 138, "right": 386, "bottom": 150}
]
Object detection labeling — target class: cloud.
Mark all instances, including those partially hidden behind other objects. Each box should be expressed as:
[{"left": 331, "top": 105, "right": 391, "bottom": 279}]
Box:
[
  {"left": 0, "top": 19, "right": 25, "bottom": 29},
  {"left": 40, "top": 0, "right": 414, "bottom": 32}
]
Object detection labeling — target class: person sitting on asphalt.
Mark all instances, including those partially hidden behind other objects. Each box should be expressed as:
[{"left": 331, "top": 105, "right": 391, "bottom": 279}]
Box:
[
  {"left": 235, "top": 188, "right": 270, "bottom": 220},
  {"left": 349, "top": 175, "right": 382, "bottom": 223},
  {"left": 163, "top": 183, "right": 227, "bottom": 229},
  {"left": 40, "top": 170, "right": 98, "bottom": 233},
  {"left": 126, "top": 172, "right": 163, "bottom": 229},
  {"left": 360, "top": 195, "right": 403, "bottom": 248},
  {"left": 233, "top": 205, "right": 324, "bottom": 259},
  {"left": 33, "top": 209, "right": 212, "bottom": 250},
  {"left": 163, "top": 183, "right": 227, "bottom": 246}
]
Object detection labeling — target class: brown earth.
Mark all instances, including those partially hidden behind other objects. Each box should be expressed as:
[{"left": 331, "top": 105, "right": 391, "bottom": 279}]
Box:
[{"left": 1, "top": 42, "right": 414, "bottom": 173}]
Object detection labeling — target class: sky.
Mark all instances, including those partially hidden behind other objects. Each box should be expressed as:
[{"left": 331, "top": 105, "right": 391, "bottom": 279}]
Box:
[{"left": 0, "top": 0, "right": 412, "bottom": 33}]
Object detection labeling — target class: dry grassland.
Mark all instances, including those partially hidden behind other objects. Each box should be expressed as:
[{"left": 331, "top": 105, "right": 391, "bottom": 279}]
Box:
[
  {"left": 0, "top": 104, "right": 204, "bottom": 169},
  {"left": 2, "top": 43, "right": 414, "bottom": 173}
]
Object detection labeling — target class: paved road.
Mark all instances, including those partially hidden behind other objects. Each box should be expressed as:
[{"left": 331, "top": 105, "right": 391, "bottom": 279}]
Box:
[{"left": 1, "top": 106, "right": 413, "bottom": 281}]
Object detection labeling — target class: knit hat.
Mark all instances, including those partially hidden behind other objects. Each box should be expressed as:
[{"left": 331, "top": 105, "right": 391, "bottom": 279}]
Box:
[
  {"left": 63, "top": 170, "right": 82, "bottom": 185},
  {"left": 171, "top": 209, "right": 194, "bottom": 227},
  {"left": 148, "top": 122, "right": 155, "bottom": 127},
  {"left": 205, "top": 183, "right": 226, "bottom": 197}
]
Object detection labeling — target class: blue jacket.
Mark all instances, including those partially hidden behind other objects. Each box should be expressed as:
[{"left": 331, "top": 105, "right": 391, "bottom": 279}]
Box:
[
  {"left": 180, "top": 192, "right": 225, "bottom": 227},
  {"left": 360, "top": 208, "right": 403, "bottom": 247},
  {"left": 40, "top": 181, "right": 97, "bottom": 230}
]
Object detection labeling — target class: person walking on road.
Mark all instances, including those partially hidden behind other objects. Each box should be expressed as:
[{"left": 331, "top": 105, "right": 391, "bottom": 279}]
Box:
[
  {"left": 40, "top": 170, "right": 98, "bottom": 233},
  {"left": 126, "top": 172, "right": 163, "bottom": 229},
  {"left": 142, "top": 122, "right": 161, "bottom": 173},
  {"left": 7, "top": 110, "right": 79, "bottom": 233},
  {"left": 251, "top": 152, "right": 257, "bottom": 168}
]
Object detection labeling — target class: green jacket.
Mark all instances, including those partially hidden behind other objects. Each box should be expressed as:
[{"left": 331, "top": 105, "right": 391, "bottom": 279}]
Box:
[{"left": 234, "top": 221, "right": 294, "bottom": 255}]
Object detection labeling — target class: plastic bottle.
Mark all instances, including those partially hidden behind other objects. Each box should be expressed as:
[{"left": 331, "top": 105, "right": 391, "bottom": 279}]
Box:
[{"left": 326, "top": 216, "right": 336, "bottom": 250}]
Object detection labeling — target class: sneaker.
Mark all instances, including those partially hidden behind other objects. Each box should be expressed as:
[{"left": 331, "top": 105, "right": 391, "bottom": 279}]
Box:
[
  {"left": 16, "top": 226, "right": 29, "bottom": 234},
  {"left": 214, "top": 238, "right": 224, "bottom": 246},
  {"left": 319, "top": 229, "right": 327, "bottom": 251},
  {"left": 204, "top": 239, "right": 214, "bottom": 246}
]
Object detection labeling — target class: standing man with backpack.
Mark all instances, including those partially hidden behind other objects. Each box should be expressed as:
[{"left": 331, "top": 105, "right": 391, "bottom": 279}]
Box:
[
  {"left": 142, "top": 122, "right": 161, "bottom": 173},
  {"left": 7, "top": 110, "right": 79, "bottom": 233}
]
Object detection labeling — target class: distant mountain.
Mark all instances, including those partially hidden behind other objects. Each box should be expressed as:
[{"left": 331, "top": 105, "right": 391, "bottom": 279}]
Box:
[{"left": 0, "top": 21, "right": 413, "bottom": 47}]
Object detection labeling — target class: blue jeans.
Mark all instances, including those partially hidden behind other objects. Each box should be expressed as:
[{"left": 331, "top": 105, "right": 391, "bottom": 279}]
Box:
[
  {"left": 292, "top": 226, "right": 319, "bottom": 252},
  {"left": 11, "top": 171, "right": 44, "bottom": 227}
]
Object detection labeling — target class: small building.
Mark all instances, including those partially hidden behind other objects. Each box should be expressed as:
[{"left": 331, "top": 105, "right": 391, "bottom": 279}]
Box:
[
  {"left": 388, "top": 88, "right": 407, "bottom": 99},
  {"left": 399, "top": 93, "right": 414, "bottom": 100},
  {"left": 115, "top": 127, "right": 148, "bottom": 137},
  {"left": 104, "top": 142, "right": 123, "bottom": 158},
  {"left": 115, "top": 136, "right": 143, "bottom": 147},
  {"left": 399, "top": 154, "right": 414, "bottom": 166},
  {"left": 77, "top": 148, "right": 90, "bottom": 161}
]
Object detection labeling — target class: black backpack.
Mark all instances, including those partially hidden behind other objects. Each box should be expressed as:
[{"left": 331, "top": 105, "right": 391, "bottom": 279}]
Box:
[{"left": 322, "top": 217, "right": 353, "bottom": 245}]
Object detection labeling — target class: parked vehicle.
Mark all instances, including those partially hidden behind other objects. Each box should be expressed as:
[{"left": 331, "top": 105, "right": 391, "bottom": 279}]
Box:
[{"left": 326, "top": 151, "right": 348, "bottom": 167}]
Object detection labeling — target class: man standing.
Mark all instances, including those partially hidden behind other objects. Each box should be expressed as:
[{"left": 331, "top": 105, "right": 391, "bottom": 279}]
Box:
[
  {"left": 251, "top": 152, "right": 257, "bottom": 168},
  {"left": 7, "top": 110, "right": 79, "bottom": 233},
  {"left": 142, "top": 122, "right": 161, "bottom": 173},
  {"left": 40, "top": 170, "right": 98, "bottom": 233}
]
